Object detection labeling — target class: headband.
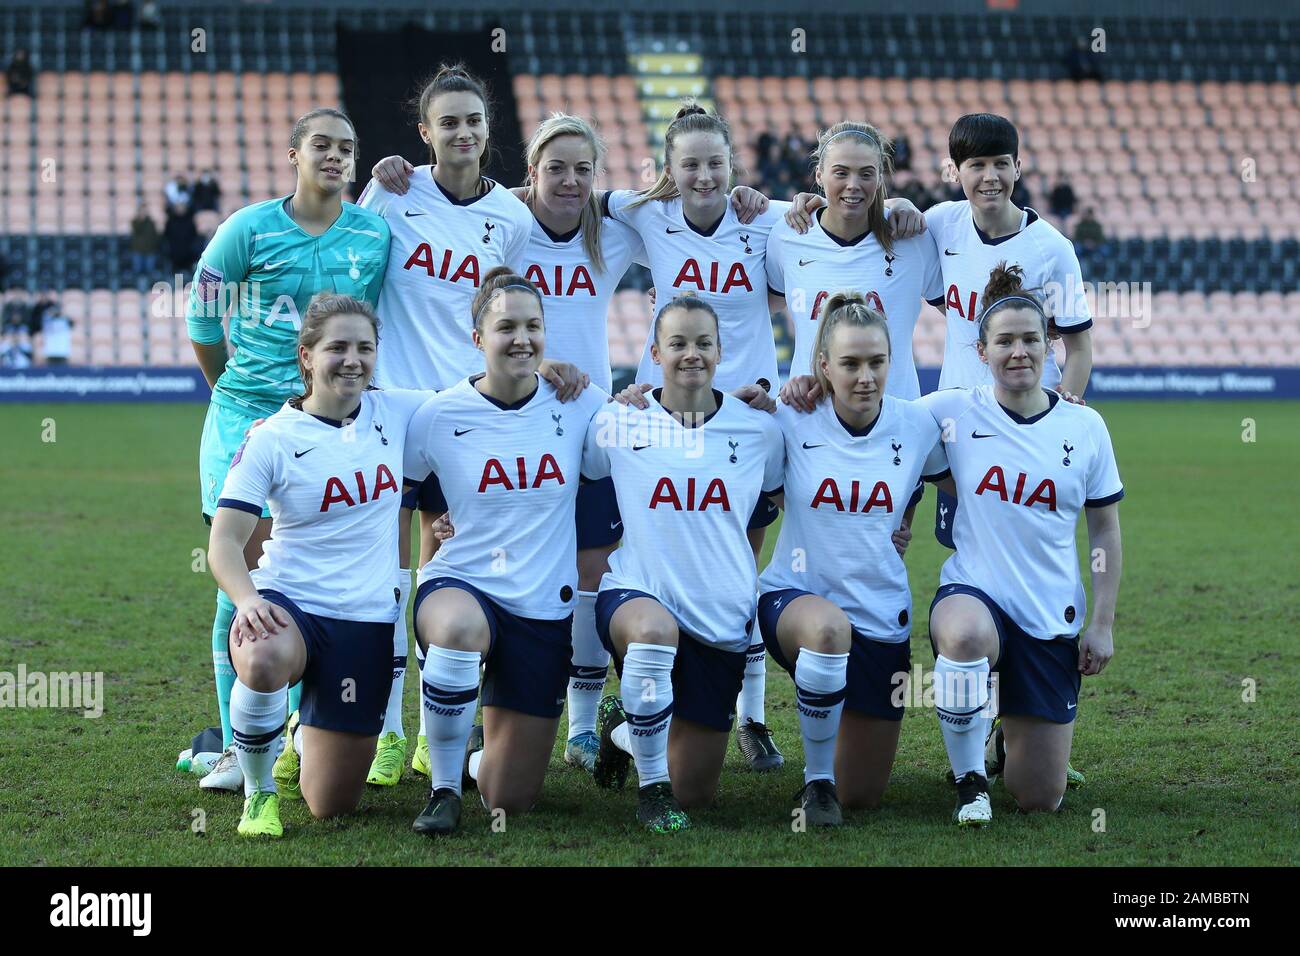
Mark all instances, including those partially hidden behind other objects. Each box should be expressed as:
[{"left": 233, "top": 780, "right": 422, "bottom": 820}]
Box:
[
  {"left": 976, "top": 293, "right": 1049, "bottom": 334},
  {"left": 822, "top": 127, "right": 881, "bottom": 151}
]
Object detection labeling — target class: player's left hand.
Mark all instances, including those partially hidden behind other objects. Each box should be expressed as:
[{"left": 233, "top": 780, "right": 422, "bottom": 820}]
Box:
[
  {"left": 538, "top": 360, "right": 589, "bottom": 402},
  {"left": 1055, "top": 385, "right": 1086, "bottom": 406},
  {"left": 779, "top": 374, "right": 822, "bottom": 412},
  {"left": 891, "top": 520, "right": 913, "bottom": 558},
  {"left": 785, "top": 192, "right": 826, "bottom": 234},
  {"left": 884, "top": 197, "right": 926, "bottom": 239},
  {"left": 612, "top": 382, "right": 653, "bottom": 409},
  {"left": 430, "top": 512, "right": 455, "bottom": 542},
  {"left": 730, "top": 185, "right": 770, "bottom": 224},
  {"left": 731, "top": 383, "right": 775, "bottom": 412},
  {"left": 1078, "top": 625, "right": 1113, "bottom": 676}
]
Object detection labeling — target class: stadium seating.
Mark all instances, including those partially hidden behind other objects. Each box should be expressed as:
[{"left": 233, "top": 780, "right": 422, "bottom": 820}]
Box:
[{"left": 1, "top": 5, "right": 1297, "bottom": 368}]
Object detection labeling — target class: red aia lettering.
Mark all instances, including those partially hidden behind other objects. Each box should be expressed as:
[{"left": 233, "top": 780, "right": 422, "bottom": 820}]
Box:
[
  {"left": 648, "top": 476, "right": 731, "bottom": 511},
  {"left": 808, "top": 289, "right": 884, "bottom": 320},
  {"left": 945, "top": 284, "right": 979, "bottom": 321},
  {"left": 809, "top": 477, "right": 893, "bottom": 513},
  {"left": 477, "top": 454, "right": 566, "bottom": 493},
  {"left": 320, "top": 464, "right": 399, "bottom": 511},
  {"left": 524, "top": 263, "right": 596, "bottom": 297},
  {"left": 672, "top": 259, "right": 753, "bottom": 294},
  {"left": 973, "top": 466, "right": 1057, "bottom": 511},
  {"left": 403, "top": 244, "right": 482, "bottom": 285}
]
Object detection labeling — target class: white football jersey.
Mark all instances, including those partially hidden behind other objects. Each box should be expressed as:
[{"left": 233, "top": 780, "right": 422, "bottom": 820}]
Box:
[
  {"left": 925, "top": 202, "right": 1092, "bottom": 391},
  {"left": 765, "top": 208, "right": 944, "bottom": 399},
  {"left": 358, "top": 169, "right": 533, "bottom": 390},
  {"left": 918, "top": 386, "right": 1123, "bottom": 639},
  {"left": 404, "top": 375, "right": 608, "bottom": 619},
  {"left": 606, "top": 189, "right": 787, "bottom": 395},
  {"left": 218, "top": 388, "right": 432, "bottom": 621},
  {"left": 760, "top": 397, "right": 947, "bottom": 641},
  {"left": 584, "top": 391, "right": 784, "bottom": 652},
  {"left": 521, "top": 215, "right": 646, "bottom": 392}
]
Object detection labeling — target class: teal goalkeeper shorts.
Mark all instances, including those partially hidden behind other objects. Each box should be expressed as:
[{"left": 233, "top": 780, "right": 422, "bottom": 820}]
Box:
[{"left": 199, "top": 401, "right": 272, "bottom": 521}]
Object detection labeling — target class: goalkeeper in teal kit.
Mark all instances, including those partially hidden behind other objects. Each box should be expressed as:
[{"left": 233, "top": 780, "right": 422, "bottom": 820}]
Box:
[{"left": 183, "top": 108, "right": 390, "bottom": 791}]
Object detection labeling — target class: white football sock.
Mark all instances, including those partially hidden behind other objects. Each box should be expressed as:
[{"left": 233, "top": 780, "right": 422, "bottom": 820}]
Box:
[
  {"left": 737, "top": 635, "right": 767, "bottom": 725},
  {"left": 230, "top": 680, "right": 287, "bottom": 797},
  {"left": 420, "top": 645, "right": 481, "bottom": 795},
  {"left": 611, "top": 721, "right": 632, "bottom": 754},
  {"left": 795, "top": 648, "right": 848, "bottom": 784},
  {"left": 414, "top": 644, "right": 427, "bottom": 738},
  {"left": 621, "top": 642, "right": 676, "bottom": 788},
  {"left": 380, "top": 568, "right": 412, "bottom": 738},
  {"left": 467, "top": 748, "right": 482, "bottom": 782},
  {"left": 933, "top": 654, "right": 991, "bottom": 779},
  {"left": 566, "top": 591, "right": 608, "bottom": 740},
  {"left": 293, "top": 722, "right": 303, "bottom": 758}
]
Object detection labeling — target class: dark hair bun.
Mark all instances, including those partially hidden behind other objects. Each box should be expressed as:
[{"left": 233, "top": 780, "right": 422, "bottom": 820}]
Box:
[
  {"left": 675, "top": 102, "right": 708, "bottom": 121},
  {"left": 982, "top": 261, "right": 1026, "bottom": 303}
]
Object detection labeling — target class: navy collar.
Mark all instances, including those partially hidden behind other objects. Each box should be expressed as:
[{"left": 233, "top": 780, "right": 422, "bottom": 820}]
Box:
[
  {"left": 817, "top": 208, "right": 871, "bottom": 247},
  {"left": 653, "top": 387, "right": 724, "bottom": 427},
  {"left": 308, "top": 401, "right": 363, "bottom": 427},
  {"left": 685, "top": 208, "right": 725, "bottom": 238},
  {"left": 998, "top": 389, "right": 1059, "bottom": 424},
  {"left": 973, "top": 206, "right": 1039, "bottom": 246},
  {"left": 834, "top": 404, "right": 882, "bottom": 437},
  {"left": 536, "top": 217, "right": 581, "bottom": 244},
  {"left": 434, "top": 174, "right": 493, "bottom": 208},
  {"left": 471, "top": 373, "right": 538, "bottom": 410}
]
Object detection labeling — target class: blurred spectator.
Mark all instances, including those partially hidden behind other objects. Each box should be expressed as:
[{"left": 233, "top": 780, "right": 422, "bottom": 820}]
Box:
[
  {"left": 1, "top": 299, "right": 33, "bottom": 368},
  {"left": 1012, "top": 178, "right": 1032, "bottom": 211},
  {"left": 1073, "top": 207, "right": 1107, "bottom": 258},
  {"left": 190, "top": 169, "right": 222, "bottom": 213},
  {"left": 84, "top": 0, "right": 113, "bottom": 30},
  {"left": 1049, "top": 177, "right": 1077, "bottom": 219},
  {"left": 164, "top": 173, "right": 192, "bottom": 209},
  {"left": 164, "top": 203, "right": 199, "bottom": 277},
  {"left": 139, "top": 1, "right": 160, "bottom": 28},
  {"left": 37, "top": 300, "right": 73, "bottom": 366},
  {"left": 2, "top": 294, "right": 30, "bottom": 333},
  {"left": 130, "top": 205, "right": 162, "bottom": 283},
  {"left": 1064, "top": 37, "right": 1104, "bottom": 82},
  {"left": 6, "top": 48, "right": 33, "bottom": 96},
  {"left": 891, "top": 134, "right": 911, "bottom": 172},
  {"left": 110, "top": 0, "right": 134, "bottom": 30}
]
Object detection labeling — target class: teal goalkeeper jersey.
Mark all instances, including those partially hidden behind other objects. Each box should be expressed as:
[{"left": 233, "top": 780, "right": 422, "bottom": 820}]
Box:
[{"left": 186, "top": 197, "right": 391, "bottom": 416}]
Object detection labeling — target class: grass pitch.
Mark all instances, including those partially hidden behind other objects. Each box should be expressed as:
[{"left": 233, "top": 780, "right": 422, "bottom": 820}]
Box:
[{"left": 0, "top": 400, "right": 1296, "bottom": 865}]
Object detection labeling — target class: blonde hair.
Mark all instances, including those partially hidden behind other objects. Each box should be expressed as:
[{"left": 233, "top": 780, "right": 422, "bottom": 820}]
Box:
[
  {"left": 292, "top": 293, "right": 380, "bottom": 406},
  {"left": 812, "top": 121, "right": 894, "bottom": 254},
  {"left": 524, "top": 113, "right": 607, "bottom": 273},
  {"left": 630, "top": 101, "right": 735, "bottom": 209},
  {"left": 811, "top": 290, "right": 890, "bottom": 400}
]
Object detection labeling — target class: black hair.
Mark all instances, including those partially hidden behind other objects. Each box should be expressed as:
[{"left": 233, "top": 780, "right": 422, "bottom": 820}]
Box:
[{"left": 948, "top": 113, "right": 1019, "bottom": 170}]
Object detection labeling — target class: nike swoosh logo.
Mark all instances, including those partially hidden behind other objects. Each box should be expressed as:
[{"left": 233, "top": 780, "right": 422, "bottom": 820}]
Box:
[
  {"left": 666, "top": 227, "right": 683, "bottom": 234},
  {"left": 971, "top": 431, "right": 997, "bottom": 439},
  {"left": 609, "top": 520, "right": 622, "bottom": 531},
  {"left": 294, "top": 448, "right": 314, "bottom": 458},
  {"left": 944, "top": 249, "right": 960, "bottom": 256},
  {"left": 1067, "top": 702, "right": 1077, "bottom": 710},
  {"left": 632, "top": 444, "right": 651, "bottom": 451},
  {"left": 798, "top": 258, "right": 817, "bottom": 266},
  {"left": 404, "top": 210, "right": 427, "bottom": 217},
  {"left": 801, "top": 441, "right": 824, "bottom": 449},
  {"left": 265, "top": 258, "right": 295, "bottom": 270},
  {"left": 454, "top": 428, "right": 476, "bottom": 436}
]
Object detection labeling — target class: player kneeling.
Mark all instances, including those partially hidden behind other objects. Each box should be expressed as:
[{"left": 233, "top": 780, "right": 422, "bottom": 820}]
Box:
[
  {"left": 207, "top": 295, "right": 431, "bottom": 836},
  {"left": 584, "top": 296, "right": 784, "bottom": 832},
  {"left": 918, "top": 264, "right": 1123, "bottom": 826},
  {"left": 759, "top": 292, "right": 947, "bottom": 826},
  {"left": 402, "top": 269, "right": 606, "bottom": 836}
]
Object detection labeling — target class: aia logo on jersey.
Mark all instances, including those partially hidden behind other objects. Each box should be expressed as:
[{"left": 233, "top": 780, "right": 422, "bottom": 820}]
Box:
[
  {"left": 403, "top": 245, "right": 482, "bottom": 285},
  {"left": 478, "top": 454, "right": 565, "bottom": 493},
  {"left": 810, "top": 289, "right": 884, "bottom": 321},
  {"left": 945, "top": 284, "right": 979, "bottom": 322},
  {"left": 673, "top": 259, "right": 752, "bottom": 294},
  {"left": 974, "top": 466, "right": 1056, "bottom": 511},
  {"left": 810, "top": 478, "right": 893, "bottom": 513},
  {"left": 649, "top": 476, "right": 731, "bottom": 511},
  {"left": 525, "top": 263, "right": 596, "bottom": 297},
  {"left": 320, "top": 465, "right": 399, "bottom": 511}
]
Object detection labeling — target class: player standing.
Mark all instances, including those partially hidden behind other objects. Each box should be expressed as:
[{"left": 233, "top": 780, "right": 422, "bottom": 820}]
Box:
[
  {"left": 585, "top": 295, "right": 784, "bottom": 831},
  {"left": 917, "top": 264, "right": 1122, "bottom": 826},
  {"left": 186, "top": 108, "right": 390, "bottom": 792},
  {"left": 207, "top": 294, "right": 430, "bottom": 836},
  {"left": 355, "top": 65, "right": 583, "bottom": 787},
  {"left": 767, "top": 121, "right": 944, "bottom": 401},
  {"left": 402, "top": 268, "right": 606, "bottom": 834},
  {"left": 759, "top": 292, "right": 947, "bottom": 825}
]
